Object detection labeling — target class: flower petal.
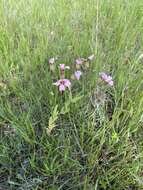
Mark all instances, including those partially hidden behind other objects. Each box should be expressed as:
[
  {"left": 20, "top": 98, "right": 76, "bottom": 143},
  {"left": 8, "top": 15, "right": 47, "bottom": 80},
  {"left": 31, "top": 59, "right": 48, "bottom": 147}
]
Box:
[
  {"left": 60, "top": 64, "right": 70, "bottom": 70},
  {"left": 88, "top": 54, "right": 95, "bottom": 61},
  {"left": 108, "top": 80, "right": 114, "bottom": 86},
  {"left": 65, "top": 66, "right": 70, "bottom": 69},
  {"left": 53, "top": 80, "right": 61, "bottom": 86},
  {"left": 138, "top": 53, "right": 143, "bottom": 61},
  {"left": 60, "top": 64, "right": 65, "bottom": 70},
  {"left": 99, "top": 72, "right": 114, "bottom": 86},
  {"left": 74, "top": 70, "right": 82, "bottom": 80},
  {"left": 105, "top": 76, "right": 112, "bottom": 83},
  {"left": 64, "top": 79, "right": 71, "bottom": 88},
  {"left": 76, "top": 58, "right": 83, "bottom": 65},
  {"left": 59, "top": 84, "right": 65, "bottom": 91},
  {"left": 99, "top": 72, "right": 108, "bottom": 81},
  {"left": 49, "top": 58, "right": 55, "bottom": 64}
]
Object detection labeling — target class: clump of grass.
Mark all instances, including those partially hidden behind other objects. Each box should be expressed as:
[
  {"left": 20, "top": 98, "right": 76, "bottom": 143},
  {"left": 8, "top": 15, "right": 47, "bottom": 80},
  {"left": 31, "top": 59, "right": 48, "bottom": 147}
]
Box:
[{"left": 0, "top": 0, "right": 143, "bottom": 189}]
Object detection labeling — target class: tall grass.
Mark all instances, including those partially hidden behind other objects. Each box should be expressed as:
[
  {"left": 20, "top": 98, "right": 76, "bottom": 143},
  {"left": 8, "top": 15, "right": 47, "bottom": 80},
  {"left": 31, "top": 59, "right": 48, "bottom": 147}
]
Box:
[{"left": 0, "top": 0, "right": 143, "bottom": 189}]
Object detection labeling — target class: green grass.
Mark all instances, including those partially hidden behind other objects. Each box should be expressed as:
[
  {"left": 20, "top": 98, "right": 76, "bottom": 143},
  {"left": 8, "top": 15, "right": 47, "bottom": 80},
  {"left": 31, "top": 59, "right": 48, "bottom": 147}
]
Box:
[{"left": 0, "top": 0, "right": 143, "bottom": 189}]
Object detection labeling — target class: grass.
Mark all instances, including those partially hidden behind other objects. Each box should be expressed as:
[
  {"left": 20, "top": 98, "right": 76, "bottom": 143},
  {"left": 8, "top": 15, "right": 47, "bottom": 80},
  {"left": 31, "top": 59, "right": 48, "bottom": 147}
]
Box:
[{"left": 0, "top": 0, "right": 143, "bottom": 189}]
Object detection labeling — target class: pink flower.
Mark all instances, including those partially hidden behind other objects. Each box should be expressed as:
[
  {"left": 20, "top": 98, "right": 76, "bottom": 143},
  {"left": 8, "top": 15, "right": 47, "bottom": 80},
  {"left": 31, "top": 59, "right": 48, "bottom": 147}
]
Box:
[
  {"left": 53, "top": 79, "right": 71, "bottom": 92},
  {"left": 108, "top": 80, "right": 114, "bottom": 86},
  {"left": 59, "top": 64, "right": 70, "bottom": 71},
  {"left": 88, "top": 54, "right": 95, "bottom": 61},
  {"left": 74, "top": 70, "right": 82, "bottom": 80},
  {"left": 99, "top": 72, "right": 114, "bottom": 86},
  {"left": 75, "top": 58, "right": 84, "bottom": 65}
]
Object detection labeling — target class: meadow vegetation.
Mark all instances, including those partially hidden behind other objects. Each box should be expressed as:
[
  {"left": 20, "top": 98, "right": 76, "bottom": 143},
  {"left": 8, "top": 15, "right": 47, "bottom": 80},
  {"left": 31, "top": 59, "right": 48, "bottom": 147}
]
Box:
[{"left": 0, "top": 0, "right": 143, "bottom": 189}]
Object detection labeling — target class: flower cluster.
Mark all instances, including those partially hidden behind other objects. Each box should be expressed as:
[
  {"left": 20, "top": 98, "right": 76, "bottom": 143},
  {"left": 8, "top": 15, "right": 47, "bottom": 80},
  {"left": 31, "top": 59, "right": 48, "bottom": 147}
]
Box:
[
  {"left": 99, "top": 72, "right": 114, "bottom": 86},
  {"left": 49, "top": 54, "right": 114, "bottom": 93},
  {"left": 54, "top": 63, "right": 71, "bottom": 92},
  {"left": 53, "top": 78, "right": 71, "bottom": 92}
]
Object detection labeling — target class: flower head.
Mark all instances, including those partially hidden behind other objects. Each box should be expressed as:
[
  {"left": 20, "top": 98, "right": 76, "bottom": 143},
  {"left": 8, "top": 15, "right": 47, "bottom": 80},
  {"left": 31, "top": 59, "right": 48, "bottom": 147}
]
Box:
[
  {"left": 99, "top": 72, "right": 114, "bottom": 86},
  {"left": 75, "top": 58, "right": 84, "bottom": 65},
  {"left": 74, "top": 70, "right": 82, "bottom": 80},
  {"left": 75, "top": 58, "right": 85, "bottom": 69},
  {"left": 49, "top": 57, "right": 57, "bottom": 64},
  {"left": 59, "top": 64, "right": 70, "bottom": 71},
  {"left": 53, "top": 79, "right": 71, "bottom": 92}
]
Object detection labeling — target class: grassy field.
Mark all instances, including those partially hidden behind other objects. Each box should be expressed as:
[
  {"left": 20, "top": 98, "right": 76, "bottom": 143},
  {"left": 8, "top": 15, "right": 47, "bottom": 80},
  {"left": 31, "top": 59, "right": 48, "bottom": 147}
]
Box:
[{"left": 0, "top": 0, "right": 143, "bottom": 189}]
